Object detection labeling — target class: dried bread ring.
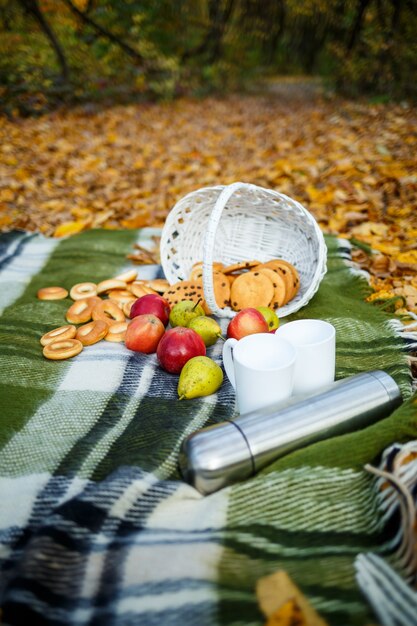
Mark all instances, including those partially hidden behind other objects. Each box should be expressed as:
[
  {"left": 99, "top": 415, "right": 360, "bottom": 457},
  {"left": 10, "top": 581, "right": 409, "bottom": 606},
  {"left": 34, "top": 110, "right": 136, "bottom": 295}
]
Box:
[
  {"left": 92, "top": 299, "right": 125, "bottom": 325},
  {"left": 76, "top": 320, "right": 108, "bottom": 346},
  {"left": 70, "top": 282, "right": 97, "bottom": 301},
  {"left": 129, "top": 283, "right": 158, "bottom": 298},
  {"left": 256, "top": 268, "right": 287, "bottom": 308},
  {"left": 230, "top": 271, "right": 274, "bottom": 310},
  {"left": 96, "top": 279, "right": 127, "bottom": 295},
  {"left": 40, "top": 324, "right": 76, "bottom": 346},
  {"left": 113, "top": 269, "right": 137, "bottom": 283},
  {"left": 123, "top": 299, "right": 135, "bottom": 318},
  {"left": 37, "top": 286, "right": 68, "bottom": 301},
  {"left": 43, "top": 338, "right": 83, "bottom": 360},
  {"left": 66, "top": 296, "right": 101, "bottom": 324},
  {"left": 145, "top": 279, "right": 170, "bottom": 293},
  {"left": 104, "top": 322, "right": 128, "bottom": 342},
  {"left": 107, "top": 289, "right": 136, "bottom": 305}
]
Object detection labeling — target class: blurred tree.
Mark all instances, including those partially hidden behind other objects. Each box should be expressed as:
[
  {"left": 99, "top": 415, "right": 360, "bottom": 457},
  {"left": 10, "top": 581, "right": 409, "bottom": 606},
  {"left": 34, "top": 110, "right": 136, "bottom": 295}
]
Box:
[
  {"left": 62, "top": 0, "right": 145, "bottom": 63},
  {"left": 1, "top": 0, "right": 417, "bottom": 115},
  {"left": 17, "top": 0, "right": 69, "bottom": 81}
]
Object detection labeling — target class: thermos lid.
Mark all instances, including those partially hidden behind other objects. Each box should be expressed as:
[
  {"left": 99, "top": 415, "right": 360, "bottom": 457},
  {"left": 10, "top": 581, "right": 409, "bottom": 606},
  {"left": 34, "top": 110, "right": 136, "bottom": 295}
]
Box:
[{"left": 367, "top": 369, "right": 402, "bottom": 402}]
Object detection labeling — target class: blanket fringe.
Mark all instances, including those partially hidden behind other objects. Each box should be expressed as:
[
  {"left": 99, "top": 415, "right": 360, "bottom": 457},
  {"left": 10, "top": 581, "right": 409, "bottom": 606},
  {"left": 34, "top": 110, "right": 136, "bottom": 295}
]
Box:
[
  {"left": 365, "top": 442, "right": 417, "bottom": 588},
  {"left": 356, "top": 442, "right": 417, "bottom": 624},
  {"left": 390, "top": 314, "right": 417, "bottom": 392}
]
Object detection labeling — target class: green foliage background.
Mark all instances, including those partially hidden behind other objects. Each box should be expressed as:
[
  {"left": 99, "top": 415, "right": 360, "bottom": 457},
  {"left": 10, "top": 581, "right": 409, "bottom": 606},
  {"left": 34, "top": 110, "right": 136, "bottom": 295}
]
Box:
[{"left": 1, "top": 0, "right": 417, "bottom": 115}]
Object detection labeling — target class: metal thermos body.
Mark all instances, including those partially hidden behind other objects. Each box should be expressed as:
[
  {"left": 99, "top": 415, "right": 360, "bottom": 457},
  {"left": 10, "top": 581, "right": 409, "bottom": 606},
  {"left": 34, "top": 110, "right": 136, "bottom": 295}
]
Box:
[{"left": 179, "top": 370, "right": 402, "bottom": 495}]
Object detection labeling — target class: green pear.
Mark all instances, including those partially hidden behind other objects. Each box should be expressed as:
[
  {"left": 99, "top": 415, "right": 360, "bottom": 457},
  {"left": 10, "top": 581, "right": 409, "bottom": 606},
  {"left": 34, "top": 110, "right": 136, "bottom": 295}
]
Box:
[
  {"left": 169, "top": 299, "right": 205, "bottom": 328},
  {"left": 178, "top": 356, "right": 223, "bottom": 400},
  {"left": 187, "top": 315, "right": 224, "bottom": 346},
  {"left": 256, "top": 306, "right": 279, "bottom": 331}
]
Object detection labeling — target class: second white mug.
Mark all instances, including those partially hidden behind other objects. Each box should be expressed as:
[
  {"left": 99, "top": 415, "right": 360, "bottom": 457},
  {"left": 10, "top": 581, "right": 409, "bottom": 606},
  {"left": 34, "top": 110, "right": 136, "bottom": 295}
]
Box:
[{"left": 275, "top": 319, "right": 336, "bottom": 396}]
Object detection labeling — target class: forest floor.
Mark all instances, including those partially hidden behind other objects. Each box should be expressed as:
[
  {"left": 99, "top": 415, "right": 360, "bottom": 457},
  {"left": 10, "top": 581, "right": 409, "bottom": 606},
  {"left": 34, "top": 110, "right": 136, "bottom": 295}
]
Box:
[{"left": 0, "top": 85, "right": 416, "bottom": 318}]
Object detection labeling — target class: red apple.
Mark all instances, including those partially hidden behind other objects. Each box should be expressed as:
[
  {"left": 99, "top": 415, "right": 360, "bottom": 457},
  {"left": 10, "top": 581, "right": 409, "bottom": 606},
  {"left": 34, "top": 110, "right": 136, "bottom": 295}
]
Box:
[
  {"left": 157, "top": 327, "right": 206, "bottom": 374},
  {"left": 125, "top": 314, "right": 165, "bottom": 353},
  {"left": 130, "top": 294, "right": 171, "bottom": 326},
  {"left": 226, "top": 307, "right": 269, "bottom": 340}
]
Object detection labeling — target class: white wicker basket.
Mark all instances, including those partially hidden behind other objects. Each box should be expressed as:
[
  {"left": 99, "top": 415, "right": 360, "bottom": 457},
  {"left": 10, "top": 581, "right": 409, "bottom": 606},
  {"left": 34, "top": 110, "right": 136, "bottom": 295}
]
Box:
[{"left": 160, "top": 182, "right": 327, "bottom": 318}]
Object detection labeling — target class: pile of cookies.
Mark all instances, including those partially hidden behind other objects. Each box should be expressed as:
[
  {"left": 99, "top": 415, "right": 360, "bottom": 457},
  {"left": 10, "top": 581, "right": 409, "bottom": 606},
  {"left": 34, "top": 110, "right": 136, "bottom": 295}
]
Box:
[
  {"left": 164, "top": 259, "right": 300, "bottom": 312},
  {"left": 37, "top": 270, "right": 169, "bottom": 360}
]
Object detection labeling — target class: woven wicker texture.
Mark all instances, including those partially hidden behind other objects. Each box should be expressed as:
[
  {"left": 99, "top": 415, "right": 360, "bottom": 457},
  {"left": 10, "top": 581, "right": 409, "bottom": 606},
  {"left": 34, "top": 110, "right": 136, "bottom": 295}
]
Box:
[{"left": 160, "top": 182, "right": 327, "bottom": 318}]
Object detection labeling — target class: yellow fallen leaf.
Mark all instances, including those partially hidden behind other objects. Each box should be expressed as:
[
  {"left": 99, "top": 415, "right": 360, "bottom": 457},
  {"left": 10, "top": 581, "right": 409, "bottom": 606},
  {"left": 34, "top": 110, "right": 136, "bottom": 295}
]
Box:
[
  {"left": 54, "top": 220, "right": 88, "bottom": 237},
  {"left": 121, "top": 212, "right": 151, "bottom": 229},
  {"left": 0, "top": 214, "right": 13, "bottom": 228},
  {"left": 396, "top": 251, "right": 417, "bottom": 264},
  {"left": 366, "top": 290, "right": 395, "bottom": 302},
  {"left": 265, "top": 598, "right": 306, "bottom": 626},
  {"left": 256, "top": 571, "right": 328, "bottom": 626},
  {"left": 372, "top": 242, "right": 401, "bottom": 255},
  {"left": 0, "top": 189, "right": 15, "bottom": 202}
]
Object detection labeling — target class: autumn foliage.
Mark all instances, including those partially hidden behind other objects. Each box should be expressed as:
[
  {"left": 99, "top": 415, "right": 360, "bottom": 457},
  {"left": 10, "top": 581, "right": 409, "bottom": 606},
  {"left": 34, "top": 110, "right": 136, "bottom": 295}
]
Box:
[{"left": 0, "top": 91, "right": 416, "bottom": 316}]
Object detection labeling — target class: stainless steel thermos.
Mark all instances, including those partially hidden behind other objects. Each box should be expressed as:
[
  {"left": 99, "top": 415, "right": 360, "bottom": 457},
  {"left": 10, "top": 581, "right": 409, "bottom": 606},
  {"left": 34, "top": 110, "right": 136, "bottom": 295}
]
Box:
[{"left": 179, "top": 370, "right": 402, "bottom": 495}]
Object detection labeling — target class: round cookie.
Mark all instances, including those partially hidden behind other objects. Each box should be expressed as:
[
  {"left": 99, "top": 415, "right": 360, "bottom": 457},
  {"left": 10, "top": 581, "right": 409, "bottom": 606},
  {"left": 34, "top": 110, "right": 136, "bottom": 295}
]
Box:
[
  {"left": 164, "top": 280, "right": 206, "bottom": 308},
  {"left": 256, "top": 267, "right": 287, "bottom": 308},
  {"left": 190, "top": 261, "right": 225, "bottom": 280},
  {"left": 196, "top": 271, "right": 231, "bottom": 314},
  {"left": 260, "top": 260, "right": 297, "bottom": 303},
  {"left": 223, "top": 260, "right": 260, "bottom": 275},
  {"left": 230, "top": 271, "right": 274, "bottom": 311}
]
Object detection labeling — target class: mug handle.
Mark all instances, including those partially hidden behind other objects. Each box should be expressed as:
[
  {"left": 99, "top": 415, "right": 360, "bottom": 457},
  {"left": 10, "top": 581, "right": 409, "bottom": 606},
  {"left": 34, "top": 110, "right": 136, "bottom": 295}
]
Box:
[{"left": 222, "top": 338, "right": 238, "bottom": 389}]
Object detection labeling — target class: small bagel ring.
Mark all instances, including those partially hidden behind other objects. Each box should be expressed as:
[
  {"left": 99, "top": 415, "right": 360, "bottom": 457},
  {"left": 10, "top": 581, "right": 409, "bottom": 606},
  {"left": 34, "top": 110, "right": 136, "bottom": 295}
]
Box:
[
  {"left": 114, "top": 269, "right": 137, "bottom": 283},
  {"left": 104, "top": 322, "right": 128, "bottom": 342},
  {"left": 129, "top": 283, "right": 157, "bottom": 298},
  {"left": 40, "top": 324, "right": 76, "bottom": 346},
  {"left": 70, "top": 282, "right": 97, "bottom": 301},
  {"left": 123, "top": 300, "right": 135, "bottom": 318},
  {"left": 37, "top": 286, "right": 68, "bottom": 300},
  {"left": 43, "top": 338, "right": 83, "bottom": 360},
  {"left": 108, "top": 289, "right": 136, "bottom": 305},
  {"left": 76, "top": 320, "right": 108, "bottom": 346},
  {"left": 66, "top": 296, "right": 101, "bottom": 324},
  {"left": 96, "top": 279, "right": 126, "bottom": 295},
  {"left": 92, "top": 299, "right": 125, "bottom": 325}
]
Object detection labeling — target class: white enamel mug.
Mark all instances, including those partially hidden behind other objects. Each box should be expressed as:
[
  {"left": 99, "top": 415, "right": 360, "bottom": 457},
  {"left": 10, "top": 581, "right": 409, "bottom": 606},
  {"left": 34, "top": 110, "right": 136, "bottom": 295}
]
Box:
[
  {"left": 275, "top": 319, "right": 336, "bottom": 396},
  {"left": 222, "top": 333, "right": 297, "bottom": 414}
]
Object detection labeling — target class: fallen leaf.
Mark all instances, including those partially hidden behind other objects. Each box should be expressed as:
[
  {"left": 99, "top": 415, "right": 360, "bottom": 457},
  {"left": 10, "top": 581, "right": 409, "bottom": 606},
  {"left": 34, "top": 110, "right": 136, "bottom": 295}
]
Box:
[
  {"left": 265, "top": 598, "right": 306, "bottom": 626},
  {"left": 54, "top": 220, "right": 89, "bottom": 237},
  {"left": 256, "top": 570, "right": 328, "bottom": 626}
]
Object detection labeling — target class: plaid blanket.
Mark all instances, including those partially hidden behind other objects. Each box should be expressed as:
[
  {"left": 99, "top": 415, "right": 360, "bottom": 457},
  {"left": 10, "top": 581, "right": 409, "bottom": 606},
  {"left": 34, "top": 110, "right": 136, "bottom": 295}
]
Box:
[{"left": 0, "top": 228, "right": 416, "bottom": 626}]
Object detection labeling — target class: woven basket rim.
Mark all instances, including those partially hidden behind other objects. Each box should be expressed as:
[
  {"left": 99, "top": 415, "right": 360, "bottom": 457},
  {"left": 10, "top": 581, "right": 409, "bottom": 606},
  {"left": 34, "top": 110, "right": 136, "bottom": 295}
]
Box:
[{"left": 161, "top": 182, "right": 327, "bottom": 318}]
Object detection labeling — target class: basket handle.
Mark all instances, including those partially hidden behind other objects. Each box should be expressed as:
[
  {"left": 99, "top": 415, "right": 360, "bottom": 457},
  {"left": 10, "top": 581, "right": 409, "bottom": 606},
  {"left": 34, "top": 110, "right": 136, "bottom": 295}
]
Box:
[{"left": 202, "top": 182, "right": 256, "bottom": 318}]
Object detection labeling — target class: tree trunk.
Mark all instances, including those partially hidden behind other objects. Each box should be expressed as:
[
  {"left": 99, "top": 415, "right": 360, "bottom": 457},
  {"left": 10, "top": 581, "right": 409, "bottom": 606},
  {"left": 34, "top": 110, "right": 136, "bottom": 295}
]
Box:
[
  {"left": 347, "top": 0, "right": 373, "bottom": 53},
  {"left": 18, "top": 0, "right": 69, "bottom": 81},
  {"left": 61, "top": 0, "right": 145, "bottom": 64},
  {"left": 182, "top": 0, "right": 236, "bottom": 63}
]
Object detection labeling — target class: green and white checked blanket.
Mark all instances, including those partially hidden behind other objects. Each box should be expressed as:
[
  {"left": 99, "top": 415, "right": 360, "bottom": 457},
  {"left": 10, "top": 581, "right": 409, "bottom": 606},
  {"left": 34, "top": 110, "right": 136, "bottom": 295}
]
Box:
[{"left": 0, "top": 228, "right": 416, "bottom": 626}]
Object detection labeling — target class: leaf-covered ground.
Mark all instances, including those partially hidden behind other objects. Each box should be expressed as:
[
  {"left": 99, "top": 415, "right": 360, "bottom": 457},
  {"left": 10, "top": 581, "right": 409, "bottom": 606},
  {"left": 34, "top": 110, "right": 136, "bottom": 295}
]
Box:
[{"left": 0, "top": 91, "right": 416, "bottom": 315}]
